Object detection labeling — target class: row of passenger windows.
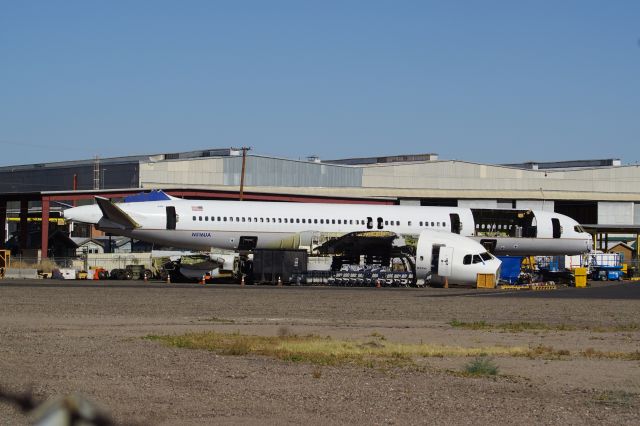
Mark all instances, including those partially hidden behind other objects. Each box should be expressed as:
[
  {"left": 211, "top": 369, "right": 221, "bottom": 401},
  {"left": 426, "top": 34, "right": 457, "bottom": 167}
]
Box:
[{"left": 190, "top": 215, "right": 447, "bottom": 228}]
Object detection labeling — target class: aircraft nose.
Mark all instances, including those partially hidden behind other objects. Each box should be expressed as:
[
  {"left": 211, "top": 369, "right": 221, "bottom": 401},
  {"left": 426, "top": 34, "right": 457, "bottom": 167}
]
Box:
[{"left": 63, "top": 205, "right": 102, "bottom": 224}]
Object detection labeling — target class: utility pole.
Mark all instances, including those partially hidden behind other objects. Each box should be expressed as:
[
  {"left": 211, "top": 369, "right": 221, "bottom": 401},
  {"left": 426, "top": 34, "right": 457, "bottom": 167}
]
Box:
[
  {"left": 232, "top": 147, "right": 251, "bottom": 201},
  {"left": 93, "top": 156, "right": 100, "bottom": 190}
]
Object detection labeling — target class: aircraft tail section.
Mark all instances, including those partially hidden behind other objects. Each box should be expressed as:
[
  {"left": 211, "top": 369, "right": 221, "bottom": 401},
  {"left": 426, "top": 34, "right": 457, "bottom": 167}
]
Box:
[{"left": 95, "top": 196, "right": 140, "bottom": 230}]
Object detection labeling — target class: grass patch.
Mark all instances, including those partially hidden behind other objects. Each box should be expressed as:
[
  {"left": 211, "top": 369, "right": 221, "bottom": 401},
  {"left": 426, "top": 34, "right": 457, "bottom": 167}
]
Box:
[
  {"left": 449, "top": 319, "right": 640, "bottom": 333},
  {"left": 369, "top": 332, "right": 387, "bottom": 340},
  {"left": 8, "top": 259, "right": 59, "bottom": 273},
  {"left": 145, "top": 332, "right": 640, "bottom": 367},
  {"left": 312, "top": 367, "right": 322, "bottom": 379},
  {"left": 146, "top": 332, "right": 531, "bottom": 367},
  {"left": 198, "top": 317, "right": 235, "bottom": 324},
  {"left": 582, "top": 348, "right": 640, "bottom": 361},
  {"left": 277, "top": 326, "right": 292, "bottom": 337},
  {"left": 463, "top": 357, "right": 499, "bottom": 376},
  {"left": 595, "top": 390, "right": 637, "bottom": 407}
]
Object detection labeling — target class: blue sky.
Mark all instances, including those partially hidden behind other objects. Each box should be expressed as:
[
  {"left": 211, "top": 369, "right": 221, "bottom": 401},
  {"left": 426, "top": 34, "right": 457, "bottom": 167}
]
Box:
[{"left": 1, "top": 1, "right": 639, "bottom": 166}]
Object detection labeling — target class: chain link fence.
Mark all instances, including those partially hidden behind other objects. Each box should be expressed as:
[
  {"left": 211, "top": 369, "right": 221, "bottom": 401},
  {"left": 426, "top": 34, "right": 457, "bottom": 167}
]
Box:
[{"left": 4, "top": 253, "right": 153, "bottom": 274}]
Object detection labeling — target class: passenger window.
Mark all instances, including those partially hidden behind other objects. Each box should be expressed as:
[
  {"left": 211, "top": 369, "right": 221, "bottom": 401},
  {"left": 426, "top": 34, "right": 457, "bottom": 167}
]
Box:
[
  {"left": 192, "top": 216, "right": 196, "bottom": 221},
  {"left": 396, "top": 221, "right": 400, "bottom": 226},
  {"left": 408, "top": 221, "right": 412, "bottom": 226},
  {"left": 284, "top": 218, "right": 288, "bottom": 223},
  {"left": 314, "top": 219, "right": 318, "bottom": 224},
  {"left": 443, "top": 222, "right": 447, "bottom": 228},
  {"left": 199, "top": 216, "right": 203, "bottom": 221},
  {"left": 419, "top": 221, "right": 423, "bottom": 226},
  {"left": 431, "top": 222, "right": 434, "bottom": 227},
  {"left": 332, "top": 219, "right": 335, "bottom": 224},
  {"left": 260, "top": 218, "right": 264, "bottom": 222},
  {"left": 296, "top": 219, "right": 300, "bottom": 223},
  {"left": 320, "top": 219, "right": 324, "bottom": 224},
  {"left": 278, "top": 218, "right": 282, "bottom": 223},
  {"left": 242, "top": 217, "right": 245, "bottom": 222},
  {"left": 205, "top": 216, "right": 209, "bottom": 221},
  {"left": 338, "top": 220, "right": 341, "bottom": 224},
  {"left": 385, "top": 220, "right": 389, "bottom": 225},
  {"left": 248, "top": 217, "right": 251, "bottom": 222},
  {"left": 236, "top": 217, "right": 240, "bottom": 222},
  {"left": 350, "top": 220, "right": 353, "bottom": 225}
]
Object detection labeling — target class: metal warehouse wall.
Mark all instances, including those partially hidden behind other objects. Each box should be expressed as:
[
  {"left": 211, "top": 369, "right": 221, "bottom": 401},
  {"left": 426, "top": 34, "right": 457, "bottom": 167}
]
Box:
[
  {"left": 0, "top": 162, "right": 139, "bottom": 193},
  {"left": 223, "top": 156, "right": 363, "bottom": 188}
]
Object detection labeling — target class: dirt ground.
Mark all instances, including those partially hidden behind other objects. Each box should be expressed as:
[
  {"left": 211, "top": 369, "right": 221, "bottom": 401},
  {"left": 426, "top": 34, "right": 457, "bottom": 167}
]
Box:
[{"left": 1, "top": 280, "right": 639, "bottom": 425}]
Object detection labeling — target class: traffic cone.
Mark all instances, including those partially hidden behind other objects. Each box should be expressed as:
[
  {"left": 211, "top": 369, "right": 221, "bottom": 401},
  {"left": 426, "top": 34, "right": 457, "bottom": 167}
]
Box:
[
  {"left": 375, "top": 279, "right": 381, "bottom": 288},
  {"left": 166, "top": 274, "right": 171, "bottom": 284},
  {"left": 277, "top": 276, "right": 282, "bottom": 286},
  {"left": 240, "top": 275, "right": 245, "bottom": 286},
  {"left": 200, "top": 275, "right": 206, "bottom": 285}
]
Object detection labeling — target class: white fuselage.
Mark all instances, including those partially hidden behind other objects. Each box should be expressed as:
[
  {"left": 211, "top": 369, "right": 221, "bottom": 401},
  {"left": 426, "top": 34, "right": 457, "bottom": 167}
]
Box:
[{"left": 63, "top": 198, "right": 593, "bottom": 255}]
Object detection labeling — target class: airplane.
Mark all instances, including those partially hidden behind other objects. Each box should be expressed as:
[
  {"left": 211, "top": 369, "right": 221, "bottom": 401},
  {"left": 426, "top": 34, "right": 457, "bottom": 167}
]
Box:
[{"left": 62, "top": 193, "right": 593, "bottom": 285}]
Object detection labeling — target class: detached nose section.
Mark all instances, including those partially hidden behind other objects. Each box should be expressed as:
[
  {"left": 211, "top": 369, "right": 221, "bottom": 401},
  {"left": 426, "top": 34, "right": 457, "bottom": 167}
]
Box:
[
  {"left": 63, "top": 204, "right": 103, "bottom": 224},
  {"left": 486, "top": 258, "right": 502, "bottom": 278}
]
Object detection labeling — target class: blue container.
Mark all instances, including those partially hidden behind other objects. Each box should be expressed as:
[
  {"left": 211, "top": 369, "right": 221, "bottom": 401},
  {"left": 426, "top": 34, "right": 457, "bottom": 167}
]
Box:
[{"left": 497, "top": 256, "right": 523, "bottom": 284}]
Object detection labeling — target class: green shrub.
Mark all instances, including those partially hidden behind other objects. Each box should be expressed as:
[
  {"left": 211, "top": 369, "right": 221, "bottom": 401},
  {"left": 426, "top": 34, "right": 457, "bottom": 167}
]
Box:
[{"left": 464, "top": 357, "right": 499, "bottom": 376}]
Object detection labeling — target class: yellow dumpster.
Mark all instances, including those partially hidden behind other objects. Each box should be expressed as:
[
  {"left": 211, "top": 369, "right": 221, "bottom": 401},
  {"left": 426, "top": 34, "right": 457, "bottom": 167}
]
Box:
[
  {"left": 476, "top": 273, "right": 496, "bottom": 289},
  {"left": 573, "top": 267, "right": 587, "bottom": 288}
]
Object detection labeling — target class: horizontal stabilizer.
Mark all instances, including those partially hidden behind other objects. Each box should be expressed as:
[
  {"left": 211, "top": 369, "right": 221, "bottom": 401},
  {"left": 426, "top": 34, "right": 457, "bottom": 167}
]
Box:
[{"left": 95, "top": 197, "right": 140, "bottom": 230}]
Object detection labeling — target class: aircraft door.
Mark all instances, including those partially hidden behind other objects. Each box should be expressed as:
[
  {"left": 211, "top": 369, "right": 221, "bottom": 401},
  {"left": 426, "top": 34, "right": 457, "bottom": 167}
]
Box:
[
  {"left": 431, "top": 244, "right": 443, "bottom": 272},
  {"left": 238, "top": 236, "right": 258, "bottom": 251},
  {"left": 437, "top": 247, "right": 454, "bottom": 277},
  {"left": 377, "top": 217, "right": 384, "bottom": 229},
  {"left": 166, "top": 206, "right": 177, "bottom": 230},
  {"left": 449, "top": 213, "right": 461, "bottom": 234},
  {"left": 551, "top": 218, "right": 562, "bottom": 239},
  {"left": 366, "top": 217, "right": 373, "bottom": 229}
]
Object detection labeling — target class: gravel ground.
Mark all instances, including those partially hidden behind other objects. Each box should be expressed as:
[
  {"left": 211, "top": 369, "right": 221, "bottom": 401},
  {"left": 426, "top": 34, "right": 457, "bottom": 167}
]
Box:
[{"left": 1, "top": 280, "right": 639, "bottom": 425}]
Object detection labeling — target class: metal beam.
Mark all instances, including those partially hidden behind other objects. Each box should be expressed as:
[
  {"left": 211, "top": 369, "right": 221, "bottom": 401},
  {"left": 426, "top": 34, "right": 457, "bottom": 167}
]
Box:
[
  {"left": 41, "top": 197, "right": 50, "bottom": 258},
  {"left": 19, "top": 200, "right": 28, "bottom": 250},
  {"left": 0, "top": 199, "right": 6, "bottom": 248}
]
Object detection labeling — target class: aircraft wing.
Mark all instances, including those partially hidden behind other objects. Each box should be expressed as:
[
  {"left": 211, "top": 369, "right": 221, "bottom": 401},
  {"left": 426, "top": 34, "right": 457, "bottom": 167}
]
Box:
[
  {"left": 95, "top": 196, "right": 140, "bottom": 230},
  {"left": 314, "top": 231, "right": 398, "bottom": 256}
]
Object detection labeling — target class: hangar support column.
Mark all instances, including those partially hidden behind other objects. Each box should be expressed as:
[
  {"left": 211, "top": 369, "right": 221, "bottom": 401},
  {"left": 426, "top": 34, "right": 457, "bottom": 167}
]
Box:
[
  {"left": 41, "top": 197, "right": 50, "bottom": 258},
  {"left": 19, "top": 200, "right": 28, "bottom": 250},
  {"left": 0, "top": 199, "right": 6, "bottom": 247}
]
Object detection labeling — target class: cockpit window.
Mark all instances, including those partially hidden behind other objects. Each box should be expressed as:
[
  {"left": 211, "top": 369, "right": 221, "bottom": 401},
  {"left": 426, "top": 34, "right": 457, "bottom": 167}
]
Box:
[
  {"left": 463, "top": 255, "right": 472, "bottom": 265},
  {"left": 480, "top": 252, "right": 492, "bottom": 261},
  {"left": 574, "top": 225, "right": 585, "bottom": 233},
  {"left": 472, "top": 255, "right": 482, "bottom": 264}
]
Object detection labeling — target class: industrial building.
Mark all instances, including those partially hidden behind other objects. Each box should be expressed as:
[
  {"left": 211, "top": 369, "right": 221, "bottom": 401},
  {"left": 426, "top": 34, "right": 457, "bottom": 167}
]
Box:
[{"left": 1, "top": 148, "right": 639, "bottom": 258}]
